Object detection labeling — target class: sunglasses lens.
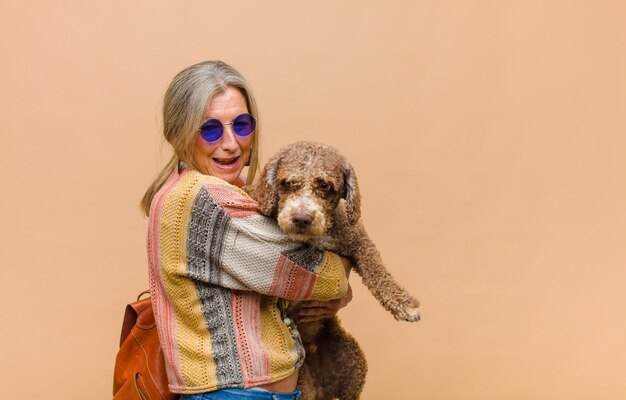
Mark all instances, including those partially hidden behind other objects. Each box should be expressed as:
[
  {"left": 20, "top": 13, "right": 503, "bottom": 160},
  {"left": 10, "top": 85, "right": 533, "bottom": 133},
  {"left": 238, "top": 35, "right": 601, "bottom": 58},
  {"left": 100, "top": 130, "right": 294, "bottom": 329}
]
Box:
[
  {"left": 199, "top": 119, "right": 223, "bottom": 143},
  {"left": 232, "top": 113, "right": 256, "bottom": 137}
]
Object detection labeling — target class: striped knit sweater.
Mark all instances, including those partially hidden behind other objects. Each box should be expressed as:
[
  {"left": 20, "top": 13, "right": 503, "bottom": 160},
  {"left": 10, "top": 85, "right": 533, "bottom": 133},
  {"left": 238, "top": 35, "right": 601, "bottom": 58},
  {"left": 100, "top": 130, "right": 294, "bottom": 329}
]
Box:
[{"left": 147, "top": 168, "right": 348, "bottom": 394}]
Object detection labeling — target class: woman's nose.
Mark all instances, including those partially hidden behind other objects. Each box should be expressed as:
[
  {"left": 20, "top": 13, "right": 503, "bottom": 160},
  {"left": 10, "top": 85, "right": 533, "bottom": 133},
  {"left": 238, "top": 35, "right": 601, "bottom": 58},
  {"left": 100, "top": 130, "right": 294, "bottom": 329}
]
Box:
[{"left": 220, "top": 125, "right": 238, "bottom": 151}]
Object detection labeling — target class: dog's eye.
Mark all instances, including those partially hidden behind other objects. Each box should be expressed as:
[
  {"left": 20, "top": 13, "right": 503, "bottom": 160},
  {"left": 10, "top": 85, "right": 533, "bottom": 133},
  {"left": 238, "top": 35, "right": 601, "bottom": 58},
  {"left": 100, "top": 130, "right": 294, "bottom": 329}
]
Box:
[
  {"left": 318, "top": 181, "right": 333, "bottom": 193},
  {"left": 279, "top": 180, "right": 294, "bottom": 190}
]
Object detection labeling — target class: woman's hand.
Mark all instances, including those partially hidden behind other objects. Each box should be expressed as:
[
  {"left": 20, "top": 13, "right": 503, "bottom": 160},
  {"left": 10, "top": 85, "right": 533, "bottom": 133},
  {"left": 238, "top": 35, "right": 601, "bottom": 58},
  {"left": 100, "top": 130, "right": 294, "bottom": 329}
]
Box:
[{"left": 298, "top": 257, "right": 353, "bottom": 323}]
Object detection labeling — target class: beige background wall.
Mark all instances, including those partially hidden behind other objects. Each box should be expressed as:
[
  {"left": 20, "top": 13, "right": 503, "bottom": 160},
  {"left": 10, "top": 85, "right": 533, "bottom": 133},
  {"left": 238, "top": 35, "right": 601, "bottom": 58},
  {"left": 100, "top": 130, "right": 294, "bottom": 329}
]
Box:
[{"left": 1, "top": 1, "right": 624, "bottom": 399}]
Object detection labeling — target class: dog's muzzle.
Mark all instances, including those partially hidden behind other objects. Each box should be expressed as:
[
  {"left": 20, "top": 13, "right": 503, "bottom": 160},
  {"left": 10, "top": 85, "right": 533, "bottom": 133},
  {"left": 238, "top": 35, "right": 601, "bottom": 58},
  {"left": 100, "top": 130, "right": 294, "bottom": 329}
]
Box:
[{"left": 277, "top": 195, "right": 327, "bottom": 240}]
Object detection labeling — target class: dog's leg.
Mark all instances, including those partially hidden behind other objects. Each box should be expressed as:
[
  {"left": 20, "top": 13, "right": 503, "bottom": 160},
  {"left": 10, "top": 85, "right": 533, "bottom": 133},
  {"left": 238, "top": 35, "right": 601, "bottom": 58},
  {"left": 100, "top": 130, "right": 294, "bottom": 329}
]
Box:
[
  {"left": 355, "top": 228, "right": 421, "bottom": 322},
  {"left": 297, "top": 360, "right": 318, "bottom": 400},
  {"left": 334, "top": 218, "right": 421, "bottom": 322},
  {"left": 313, "top": 317, "right": 367, "bottom": 400}
]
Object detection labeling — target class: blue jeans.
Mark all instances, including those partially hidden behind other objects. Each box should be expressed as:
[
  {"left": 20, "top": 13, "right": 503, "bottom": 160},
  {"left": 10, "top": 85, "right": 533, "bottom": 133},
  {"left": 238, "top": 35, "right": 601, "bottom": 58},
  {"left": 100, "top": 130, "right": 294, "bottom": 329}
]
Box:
[{"left": 181, "top": 387, "right": 301, "bottom": 400}]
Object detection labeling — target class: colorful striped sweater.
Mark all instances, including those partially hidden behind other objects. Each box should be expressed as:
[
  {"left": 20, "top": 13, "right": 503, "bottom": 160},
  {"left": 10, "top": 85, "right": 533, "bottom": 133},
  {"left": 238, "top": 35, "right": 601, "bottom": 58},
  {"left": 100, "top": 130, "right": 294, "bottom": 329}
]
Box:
[{"left": 147, "top": 168, "right": 348, "bottom": 394}]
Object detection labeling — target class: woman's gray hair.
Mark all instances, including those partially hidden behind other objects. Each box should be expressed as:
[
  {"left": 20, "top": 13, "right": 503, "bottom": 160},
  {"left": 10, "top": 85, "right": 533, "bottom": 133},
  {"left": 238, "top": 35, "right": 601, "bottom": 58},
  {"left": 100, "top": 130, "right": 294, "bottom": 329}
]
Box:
[{"left": 141, "top": 61, "right": 261, "bottom": 216}]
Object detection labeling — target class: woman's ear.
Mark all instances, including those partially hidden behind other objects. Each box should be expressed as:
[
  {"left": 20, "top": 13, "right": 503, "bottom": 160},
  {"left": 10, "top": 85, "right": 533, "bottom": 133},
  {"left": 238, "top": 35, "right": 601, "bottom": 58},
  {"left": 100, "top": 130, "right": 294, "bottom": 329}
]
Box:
[
  {"left": 254, "top": 155, "right": 280, "bottom": 216},
  {"left": 342, "top": 160, "right": 361, "bottom": 225}
]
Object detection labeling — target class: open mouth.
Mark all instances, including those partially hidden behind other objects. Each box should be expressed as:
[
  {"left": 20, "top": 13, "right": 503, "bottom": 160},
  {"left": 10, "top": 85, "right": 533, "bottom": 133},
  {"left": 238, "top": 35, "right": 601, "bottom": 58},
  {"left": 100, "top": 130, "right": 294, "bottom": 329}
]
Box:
[{"left": 212, "top": 156, "right": 240, "bottom": 170}]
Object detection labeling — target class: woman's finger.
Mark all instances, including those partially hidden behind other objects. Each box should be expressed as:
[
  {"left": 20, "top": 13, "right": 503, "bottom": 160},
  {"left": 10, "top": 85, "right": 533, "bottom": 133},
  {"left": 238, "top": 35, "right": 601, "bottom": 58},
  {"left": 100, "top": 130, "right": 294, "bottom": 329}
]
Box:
[
  {"left": 299, "top": 313, "right": 334, "bottom": 323},
  {"left": 301, "top": 300, "right": 339, "bottom": 309},
  {"left": 300, "top": 300, "right": 335, "bottom": 308},
  {"left": 297, "top": 283, "right": 353, "bottom": 321},
  {"left": 299, "top": 306, "right": 331, "bottom": 316}
]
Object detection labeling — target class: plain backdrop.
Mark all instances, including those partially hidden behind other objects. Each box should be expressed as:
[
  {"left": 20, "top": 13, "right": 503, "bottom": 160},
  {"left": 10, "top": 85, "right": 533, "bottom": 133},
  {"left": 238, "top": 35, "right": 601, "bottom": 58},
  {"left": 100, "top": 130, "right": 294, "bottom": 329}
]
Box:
[{"left": 1, "top": 1, "right": 625, "bottom": 399}]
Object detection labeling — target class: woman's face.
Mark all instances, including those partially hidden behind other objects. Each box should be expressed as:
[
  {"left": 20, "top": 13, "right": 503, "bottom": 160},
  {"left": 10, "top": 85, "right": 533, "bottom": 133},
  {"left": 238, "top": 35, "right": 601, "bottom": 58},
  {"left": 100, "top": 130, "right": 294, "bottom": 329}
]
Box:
[{"left": 192, "top": 86, "right": 254, "bottom": 183}]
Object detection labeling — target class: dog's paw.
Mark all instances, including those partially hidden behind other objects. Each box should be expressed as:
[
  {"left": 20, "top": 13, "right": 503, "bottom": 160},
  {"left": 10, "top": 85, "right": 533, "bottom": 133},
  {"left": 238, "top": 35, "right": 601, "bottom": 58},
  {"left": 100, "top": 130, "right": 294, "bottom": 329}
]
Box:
[{"left": 393, "top": 306, "right": 421, "bottom": 323}]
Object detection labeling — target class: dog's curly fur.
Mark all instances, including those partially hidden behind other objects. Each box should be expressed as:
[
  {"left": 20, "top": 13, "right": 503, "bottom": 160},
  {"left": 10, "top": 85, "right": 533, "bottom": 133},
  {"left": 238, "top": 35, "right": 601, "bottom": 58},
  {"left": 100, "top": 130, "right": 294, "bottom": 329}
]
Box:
[{"left": 246, "top": 141, "right": 420, "bottom": 400}]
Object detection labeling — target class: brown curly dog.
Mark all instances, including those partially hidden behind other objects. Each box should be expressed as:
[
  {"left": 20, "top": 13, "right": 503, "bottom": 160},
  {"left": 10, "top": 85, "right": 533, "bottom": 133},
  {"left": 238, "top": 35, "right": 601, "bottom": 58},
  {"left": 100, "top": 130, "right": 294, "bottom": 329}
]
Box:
[{"left": 246, "top": 141, "right": 421, "bottom": 400}]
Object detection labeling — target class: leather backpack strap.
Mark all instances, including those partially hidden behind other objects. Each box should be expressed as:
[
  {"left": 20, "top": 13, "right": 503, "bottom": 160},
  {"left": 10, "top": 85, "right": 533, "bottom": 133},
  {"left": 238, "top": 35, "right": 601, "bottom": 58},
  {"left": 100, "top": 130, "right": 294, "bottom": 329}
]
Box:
[
  {"left": 119, "top": 304, "right": 138, "bottom": 348},
  {"left": 119, "top": 291, "right": 151, "bottom": 348}
]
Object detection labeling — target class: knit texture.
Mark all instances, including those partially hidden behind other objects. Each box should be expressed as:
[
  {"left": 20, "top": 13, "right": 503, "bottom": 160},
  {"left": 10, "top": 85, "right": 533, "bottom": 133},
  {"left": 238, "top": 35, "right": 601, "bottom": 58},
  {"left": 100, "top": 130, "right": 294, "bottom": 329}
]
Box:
[{"left": 147, "top": 168, "right": 348, "bottom": 394}]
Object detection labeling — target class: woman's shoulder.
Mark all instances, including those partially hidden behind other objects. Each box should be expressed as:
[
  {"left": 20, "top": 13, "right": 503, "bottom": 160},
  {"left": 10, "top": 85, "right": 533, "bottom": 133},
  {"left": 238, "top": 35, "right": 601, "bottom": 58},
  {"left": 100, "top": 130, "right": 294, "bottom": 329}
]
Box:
[
  {"left": 152, "top": 168, "right": 257, "bottom": 220},
  {"left": 184, "top": 169, "right": 251, "bottom": 199},
  {"left": 168, "top": 169, "right": 257, "bottom": 215}
]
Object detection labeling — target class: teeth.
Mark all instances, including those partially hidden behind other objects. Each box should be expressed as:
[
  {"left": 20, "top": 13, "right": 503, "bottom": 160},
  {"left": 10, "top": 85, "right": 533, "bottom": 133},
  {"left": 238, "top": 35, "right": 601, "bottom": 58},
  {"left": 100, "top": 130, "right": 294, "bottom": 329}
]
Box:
[{"left": 215, "top": 157, "right": 237, "bottom": 165}]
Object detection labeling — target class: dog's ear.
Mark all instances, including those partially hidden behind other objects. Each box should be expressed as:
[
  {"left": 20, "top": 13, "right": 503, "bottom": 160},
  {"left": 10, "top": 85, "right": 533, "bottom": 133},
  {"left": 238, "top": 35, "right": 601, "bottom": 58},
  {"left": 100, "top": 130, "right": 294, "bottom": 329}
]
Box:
[
  {"left": 342, "top": 160, "right": 361, "bottom": 225},
  {"left": 254, "top": 155, "right": 280, "bottom": 216}
]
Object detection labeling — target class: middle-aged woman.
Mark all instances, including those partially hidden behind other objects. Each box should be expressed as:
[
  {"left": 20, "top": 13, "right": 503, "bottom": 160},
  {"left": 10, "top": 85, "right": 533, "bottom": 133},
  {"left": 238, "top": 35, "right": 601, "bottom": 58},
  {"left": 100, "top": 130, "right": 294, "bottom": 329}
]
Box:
[{"left": 141, "top": 60, "right": 353, "bottom": 400}]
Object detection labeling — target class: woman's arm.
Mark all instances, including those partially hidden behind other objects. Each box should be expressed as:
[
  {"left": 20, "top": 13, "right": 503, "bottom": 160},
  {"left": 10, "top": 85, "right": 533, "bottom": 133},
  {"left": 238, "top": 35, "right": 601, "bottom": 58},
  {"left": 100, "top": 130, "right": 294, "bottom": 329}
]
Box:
[
  {"left": 180, "top": 179, "right": 348, "bottom": 301},
  {"left": 299, "top": 257, "right": 353, "bottom": 322}
]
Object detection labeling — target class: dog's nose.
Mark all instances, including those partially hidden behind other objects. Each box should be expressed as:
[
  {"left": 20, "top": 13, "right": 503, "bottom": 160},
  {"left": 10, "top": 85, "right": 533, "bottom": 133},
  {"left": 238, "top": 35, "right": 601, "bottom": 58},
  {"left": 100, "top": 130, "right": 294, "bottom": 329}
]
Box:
[{"left": 292, "top": 212, "right": 313, "bottom": 229}]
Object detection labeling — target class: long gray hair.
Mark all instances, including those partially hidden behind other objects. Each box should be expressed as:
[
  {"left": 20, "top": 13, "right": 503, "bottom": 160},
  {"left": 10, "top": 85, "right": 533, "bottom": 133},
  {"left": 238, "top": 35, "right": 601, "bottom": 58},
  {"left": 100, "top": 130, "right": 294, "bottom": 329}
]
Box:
[{"left": 141, "top": 61, "right": 261, "bottom": 216}]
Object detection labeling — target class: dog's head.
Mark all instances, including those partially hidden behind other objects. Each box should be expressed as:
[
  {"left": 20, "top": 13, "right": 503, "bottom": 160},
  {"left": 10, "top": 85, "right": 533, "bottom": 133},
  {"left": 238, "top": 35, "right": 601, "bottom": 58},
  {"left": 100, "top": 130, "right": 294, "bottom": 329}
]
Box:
[{"left": 253, "top": 141, "right": 361, "bottom": 241}]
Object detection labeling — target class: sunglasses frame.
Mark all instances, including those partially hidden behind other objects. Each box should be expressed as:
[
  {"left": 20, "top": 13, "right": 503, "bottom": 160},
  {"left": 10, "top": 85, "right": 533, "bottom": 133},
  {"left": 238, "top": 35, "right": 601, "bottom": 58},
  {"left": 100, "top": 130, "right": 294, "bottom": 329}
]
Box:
[{"left": 198, "top": 112, "right": 256, "bottom": 143}]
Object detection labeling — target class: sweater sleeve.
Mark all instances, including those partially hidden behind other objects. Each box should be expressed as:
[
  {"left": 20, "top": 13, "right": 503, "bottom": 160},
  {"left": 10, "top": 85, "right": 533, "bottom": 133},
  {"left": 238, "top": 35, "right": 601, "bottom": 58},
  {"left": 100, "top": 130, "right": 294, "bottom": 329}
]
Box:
[{"left": 184, "top": 180, "right": 348, "bottom": 301}]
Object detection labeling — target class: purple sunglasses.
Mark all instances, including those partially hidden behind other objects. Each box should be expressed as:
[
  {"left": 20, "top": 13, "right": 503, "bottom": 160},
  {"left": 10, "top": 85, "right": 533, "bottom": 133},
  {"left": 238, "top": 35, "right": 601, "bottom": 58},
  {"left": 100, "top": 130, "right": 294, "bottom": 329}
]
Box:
[{"left": 198, "top": 113, "right": 256, "bottom": 143}]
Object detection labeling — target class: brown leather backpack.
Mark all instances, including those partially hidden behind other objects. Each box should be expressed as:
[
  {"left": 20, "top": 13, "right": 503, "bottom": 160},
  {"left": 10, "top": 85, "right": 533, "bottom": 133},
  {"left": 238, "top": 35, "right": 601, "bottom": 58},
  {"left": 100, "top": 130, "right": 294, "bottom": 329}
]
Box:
[{"left": 113, "top": 292, "right": 178, "bottom": 400}]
